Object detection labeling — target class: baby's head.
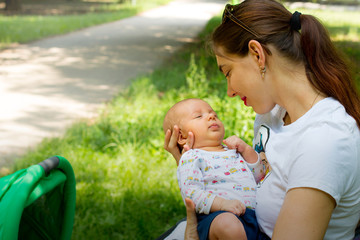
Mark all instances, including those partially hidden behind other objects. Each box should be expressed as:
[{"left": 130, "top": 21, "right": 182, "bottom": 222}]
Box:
[{"left": 163, "top": 98, "right": 225, "bottom": 150}]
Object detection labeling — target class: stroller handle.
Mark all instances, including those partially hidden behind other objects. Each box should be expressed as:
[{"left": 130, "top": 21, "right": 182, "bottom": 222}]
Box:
[{"left": 38, "top": 156, "right": 60, "bottom": 175}]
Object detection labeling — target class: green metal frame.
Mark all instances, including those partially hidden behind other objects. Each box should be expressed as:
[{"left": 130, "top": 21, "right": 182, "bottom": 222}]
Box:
[{"left": 0, "top": 156, "right": 76, "bottom": 240}]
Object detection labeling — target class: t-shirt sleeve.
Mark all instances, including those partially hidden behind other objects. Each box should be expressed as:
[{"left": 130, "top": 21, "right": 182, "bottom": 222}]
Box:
[
  {"left": 287, "top": 123, "right": 356, "bottom": 205},
  {"left": 177, "top": 151, "right": 215, "bottom": 214}
]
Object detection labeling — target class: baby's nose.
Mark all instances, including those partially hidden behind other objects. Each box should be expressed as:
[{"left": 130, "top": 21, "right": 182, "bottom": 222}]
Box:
[{"left": 208, "top": 113, "right": 216, "bottom": 120}]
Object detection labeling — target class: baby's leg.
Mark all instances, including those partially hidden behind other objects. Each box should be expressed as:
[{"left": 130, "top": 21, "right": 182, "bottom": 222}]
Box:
[{"left": 208, "top": 212, "right": 247, "bottom": 240}]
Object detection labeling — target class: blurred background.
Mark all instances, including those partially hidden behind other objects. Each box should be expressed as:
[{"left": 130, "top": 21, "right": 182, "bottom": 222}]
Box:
[{"left": 0, "top": 0, "right": 359, "bottom": 239}]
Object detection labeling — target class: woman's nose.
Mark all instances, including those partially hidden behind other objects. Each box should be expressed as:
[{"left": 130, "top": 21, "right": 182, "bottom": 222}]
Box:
[{"left": 227, "top": 86, "right": 236, "bottom": 98}]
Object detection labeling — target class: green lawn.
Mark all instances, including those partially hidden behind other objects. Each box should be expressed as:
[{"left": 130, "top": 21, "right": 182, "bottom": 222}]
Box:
[
  {"left": 0, "top": 0, "right": 171, "bottom": 49},
  {"left": 2, "top": 7, "right": 360, "bottom": 240}
]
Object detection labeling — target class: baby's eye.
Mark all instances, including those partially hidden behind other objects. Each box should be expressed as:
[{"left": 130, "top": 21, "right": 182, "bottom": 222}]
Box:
[{"left": 196, "top": 115, "right": 202, "bottom": 118}]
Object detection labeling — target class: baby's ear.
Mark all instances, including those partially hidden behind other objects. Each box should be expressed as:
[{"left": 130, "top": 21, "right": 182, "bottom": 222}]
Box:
[{"left": 177, "top": 130, "right": 187, "bottom": 146}]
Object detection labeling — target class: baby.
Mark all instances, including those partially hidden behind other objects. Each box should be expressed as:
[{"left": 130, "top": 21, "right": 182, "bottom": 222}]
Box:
[{"left": 163, "top": 98, "right": 265, "bottom": 240}]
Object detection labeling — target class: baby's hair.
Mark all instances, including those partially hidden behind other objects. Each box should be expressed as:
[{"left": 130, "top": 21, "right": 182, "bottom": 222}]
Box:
[{"left": 163, "top": 98, "right": 200, "bottom": 133}]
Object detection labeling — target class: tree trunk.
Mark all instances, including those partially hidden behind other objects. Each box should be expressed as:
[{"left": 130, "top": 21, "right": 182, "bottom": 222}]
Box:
[{"left": 5, "top": 0, "right": 22, "bottom": 11}]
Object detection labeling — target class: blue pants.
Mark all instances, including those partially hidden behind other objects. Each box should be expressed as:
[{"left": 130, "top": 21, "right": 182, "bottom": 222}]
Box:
[{"left": 197, "top": 209, "right": 270, "bottom": 240}]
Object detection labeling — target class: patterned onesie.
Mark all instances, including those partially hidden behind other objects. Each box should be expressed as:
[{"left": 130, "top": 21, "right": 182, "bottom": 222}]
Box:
[{"left": 177, "top": 147, "right": 264, "bottom": 214}]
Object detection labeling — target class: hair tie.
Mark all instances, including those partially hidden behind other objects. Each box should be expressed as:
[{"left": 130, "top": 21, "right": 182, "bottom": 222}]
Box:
[{"left": 290, "top": 11, "right": 302, "bottom": 31}]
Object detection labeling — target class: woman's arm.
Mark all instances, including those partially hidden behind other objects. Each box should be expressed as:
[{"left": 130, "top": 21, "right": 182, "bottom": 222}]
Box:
[
  {"left": 185, "top": 198, "right": 200, "bottom": 240},
  {"left": 272, "top": 187, "right": 335, "bottom": 240}
]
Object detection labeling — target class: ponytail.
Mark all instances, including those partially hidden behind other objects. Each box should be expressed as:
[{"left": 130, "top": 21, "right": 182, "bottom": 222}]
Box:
[{"left": 300, "top": 14, "right": 360, "bottom": 128}]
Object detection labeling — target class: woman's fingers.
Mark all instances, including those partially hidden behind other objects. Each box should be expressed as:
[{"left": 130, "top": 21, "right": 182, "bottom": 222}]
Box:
[
  {"left": 185, "top": 198, "right": 199, "bottom": 240},
  {"left": 164, "top": 129, "right": 172, "bottom": 150},
  {"left": 164, "top": 128, "right": 194, "bottom": 164},
  {"left": 183, "top": 131, "right": 194, "bottom": 153},
  {"left": 164, "top": 125, "right": 181, "bottom": 164},
  {"left": 164, "top": 125, "right": 179, "bottom": 150}
]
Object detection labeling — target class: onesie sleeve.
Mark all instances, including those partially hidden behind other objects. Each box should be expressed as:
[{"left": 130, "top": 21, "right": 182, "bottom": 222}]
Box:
[
  {"left": 287, "top": 123, "right": 357, "bottom": 205},
  {"left": 177, "top": 150, "right": 216, "bottom": 214},
  {"left": 246, "top": 153, "right": 266, "bottom": 183}
]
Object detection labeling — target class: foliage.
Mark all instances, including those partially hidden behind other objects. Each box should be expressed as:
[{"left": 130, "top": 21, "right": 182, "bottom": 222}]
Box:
[
  {"left": 281, "top": 0, "right": 359, "bottom": 4},
  {"left": 2, "top": 6, "right": 360, "bottom": 240}
]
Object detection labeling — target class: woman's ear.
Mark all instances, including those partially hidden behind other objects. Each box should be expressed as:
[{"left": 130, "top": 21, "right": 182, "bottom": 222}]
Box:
[{"left": 248, "top": 40, "right": 266, "bottom": 69}]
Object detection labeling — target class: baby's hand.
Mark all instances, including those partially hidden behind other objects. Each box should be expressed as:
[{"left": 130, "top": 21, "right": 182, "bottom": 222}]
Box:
[
  {"left": 223, "top": 135, "right": 248, "bottom": 153},
  {"left": 220, "top": 199, "right": 246, "bottom": 216},
  {"left": 223, "top": 135, "right": 258, "bottom": 164}
]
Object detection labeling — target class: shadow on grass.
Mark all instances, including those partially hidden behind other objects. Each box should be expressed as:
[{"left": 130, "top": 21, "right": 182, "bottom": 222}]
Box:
[
  {"left": 73, "top": 188, "right": 185, "bottom": 239},
  {"left": 147, "top": 16, "right": 223, "bottom": 94}
]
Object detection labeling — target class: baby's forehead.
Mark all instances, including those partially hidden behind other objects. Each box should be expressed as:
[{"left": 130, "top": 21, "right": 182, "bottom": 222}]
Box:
[{"left": 178, "top": 99, "right": 213, "bottom": 113}]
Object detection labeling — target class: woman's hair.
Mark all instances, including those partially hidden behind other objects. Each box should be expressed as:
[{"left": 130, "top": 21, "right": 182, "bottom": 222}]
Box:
[{"left": 211, "top": 0, "right": 360, "bottom": 128}]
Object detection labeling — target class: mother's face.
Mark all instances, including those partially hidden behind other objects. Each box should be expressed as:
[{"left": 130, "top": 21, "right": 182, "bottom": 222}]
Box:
[{"left": 215, "top": 47, "right": 276, "bottom": 114}]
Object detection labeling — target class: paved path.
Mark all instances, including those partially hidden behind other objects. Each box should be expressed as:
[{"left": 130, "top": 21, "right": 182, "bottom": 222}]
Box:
[{"left": 0, "top": 0, "right": 226, "bottom": 167}]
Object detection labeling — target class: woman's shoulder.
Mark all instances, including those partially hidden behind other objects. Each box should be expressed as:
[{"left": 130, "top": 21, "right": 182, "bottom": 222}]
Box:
[
  {"left": 296, "top": 98, "right": 359, "bottom": 151},
  {"left": 306, "top": 97, "right": 359, "bottom": 134},
  {"left": 290, "top": 99, "right": 360, "bottom": 172},
  {"left": 256, "top": 98, "right": 359, "bottom": 134}
]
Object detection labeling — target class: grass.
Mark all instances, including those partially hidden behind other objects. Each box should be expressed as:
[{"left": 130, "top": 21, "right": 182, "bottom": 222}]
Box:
[
  {"left": 1, "top": 6, "right": 360, "bottom": 240},
  {"left": 0, "top": 0, "right": 171, "bottom": 49}
]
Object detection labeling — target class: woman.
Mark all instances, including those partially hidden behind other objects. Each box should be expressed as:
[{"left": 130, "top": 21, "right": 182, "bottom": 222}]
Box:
[{"left": 163, "top": 0, "right": 360, "bottom": 239}]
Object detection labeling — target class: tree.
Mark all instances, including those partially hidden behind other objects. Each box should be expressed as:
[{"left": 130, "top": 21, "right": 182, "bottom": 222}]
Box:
[{"left": 5, "top": 0, "right": 22, "bottom": 11}]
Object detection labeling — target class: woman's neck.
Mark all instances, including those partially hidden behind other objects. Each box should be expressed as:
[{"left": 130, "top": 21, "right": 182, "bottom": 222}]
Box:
[{"left": 271, "top": 59, "right": 325, "bottom": 125}]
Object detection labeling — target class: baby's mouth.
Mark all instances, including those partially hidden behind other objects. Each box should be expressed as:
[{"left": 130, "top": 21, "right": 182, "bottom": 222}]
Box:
[{"left": 209, "top": 123, "right": 219, "bottom": 129}]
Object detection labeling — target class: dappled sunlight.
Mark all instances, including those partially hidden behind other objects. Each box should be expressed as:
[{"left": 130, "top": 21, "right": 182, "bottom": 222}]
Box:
[
  {"left": 0, "top": 0, "right": 226, "bottom": 166},
  {"left": 141, "top": 0, "right": 224, "bottom": 20},
  {"left": 287, "top": 3, "right": 360, "bottom": 43},
  {"left": 332, "top": 27, "right": 359, "bottom": 42}
]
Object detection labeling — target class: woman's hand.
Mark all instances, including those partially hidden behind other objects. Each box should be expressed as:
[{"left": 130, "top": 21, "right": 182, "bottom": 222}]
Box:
[
  {"left": 185, "top": 198, "right": 199, "bottom": 240},
  {"left": 164, "top": 125, "right": 194, "bottom": 165}
]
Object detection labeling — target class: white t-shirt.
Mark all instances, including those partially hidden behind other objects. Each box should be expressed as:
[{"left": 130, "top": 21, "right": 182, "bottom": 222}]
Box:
[
  {"left": 254, "top": 97, "right": 360, "bottom": 239},
  {"left": 177, "top": 148, "right": 261, "bottom": 214}
]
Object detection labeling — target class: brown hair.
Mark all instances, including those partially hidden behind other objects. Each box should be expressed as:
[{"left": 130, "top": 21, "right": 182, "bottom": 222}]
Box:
[{"left": 211, "top": 0, "right": 360, "bottom": 128}]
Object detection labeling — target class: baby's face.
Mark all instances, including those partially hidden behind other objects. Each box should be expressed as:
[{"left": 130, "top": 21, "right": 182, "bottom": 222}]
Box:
[{"left": 177, "top": 99, "right": 225, "bottom": 148}]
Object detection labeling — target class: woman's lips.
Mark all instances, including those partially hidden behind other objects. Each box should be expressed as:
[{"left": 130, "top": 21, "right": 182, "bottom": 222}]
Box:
[{"left": 241, "top": 96, "right": 247, "bottom": 106}]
